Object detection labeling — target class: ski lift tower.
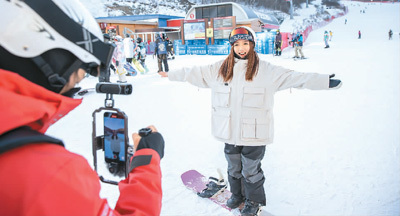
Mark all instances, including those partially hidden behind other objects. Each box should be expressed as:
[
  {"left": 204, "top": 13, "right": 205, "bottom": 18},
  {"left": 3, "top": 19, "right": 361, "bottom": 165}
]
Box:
[{"left": 288, "top": 0, "right": 294, "bottom": 19}]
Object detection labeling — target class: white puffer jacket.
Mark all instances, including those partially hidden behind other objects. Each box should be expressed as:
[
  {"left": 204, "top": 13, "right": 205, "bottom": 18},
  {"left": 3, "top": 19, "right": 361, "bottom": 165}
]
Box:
[
  {"left": 168, "top": 58, "right": 330, "bottom": 146},
  {"left": 123, "top": 37, "right": 134, "bottom": 58}
]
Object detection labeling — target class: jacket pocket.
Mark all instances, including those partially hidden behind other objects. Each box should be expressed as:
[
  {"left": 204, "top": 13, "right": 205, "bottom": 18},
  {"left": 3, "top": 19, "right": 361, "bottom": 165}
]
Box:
[
  {"left": 212, "top": 86, "right": 231, "bottom": 108},
  {"left": 242, "top": 87, "right": 265, "bottom": 108},
  {"left": 241, "top": 111, "right": 270, "bottom": 141},
  {"left": 212, "top": 108, "right": 231, "bottom": 140}
]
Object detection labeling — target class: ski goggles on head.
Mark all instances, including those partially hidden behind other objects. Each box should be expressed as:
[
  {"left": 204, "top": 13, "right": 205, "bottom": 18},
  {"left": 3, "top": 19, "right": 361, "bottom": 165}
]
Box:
[
  {"left": 230, "top": 27, "right": 250, "bottom": 37},
  {"left": 80, "top": 42, "right": 115, "bottom": 78},
  {"left": 229, "top": 27, "right": 254, "bottom": 45},
  {"left": 80, "top": 41, "right": 115, "bottom": 77},
  {"left": 98, "top": 42, "right": 116, "bottom": 80},
  {"left": 81, "top": 62, "right": 100, "bottom": 77}
]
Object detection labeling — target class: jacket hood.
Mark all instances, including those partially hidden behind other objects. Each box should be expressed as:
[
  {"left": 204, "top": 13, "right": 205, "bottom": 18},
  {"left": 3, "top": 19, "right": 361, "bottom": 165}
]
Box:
[{"left": 0, "top": 69, "right": 82, "bottom": 134}]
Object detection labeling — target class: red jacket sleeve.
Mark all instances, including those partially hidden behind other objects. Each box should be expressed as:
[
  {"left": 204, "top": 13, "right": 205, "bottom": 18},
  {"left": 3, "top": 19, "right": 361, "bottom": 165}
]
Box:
[{"left": 114, "top": 148, "right": 162, "bottom": 216}]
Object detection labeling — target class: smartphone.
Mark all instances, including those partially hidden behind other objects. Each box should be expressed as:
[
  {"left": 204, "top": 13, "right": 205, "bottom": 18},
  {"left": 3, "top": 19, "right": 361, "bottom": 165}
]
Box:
[{"left": 104, "top": 112, "right": 126, "bottom": 176}]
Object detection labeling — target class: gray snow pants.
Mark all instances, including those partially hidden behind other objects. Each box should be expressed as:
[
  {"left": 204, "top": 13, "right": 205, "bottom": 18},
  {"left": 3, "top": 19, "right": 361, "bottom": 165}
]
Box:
[{"left": 224, "top": 143, "right": 266, "bottom": 205}]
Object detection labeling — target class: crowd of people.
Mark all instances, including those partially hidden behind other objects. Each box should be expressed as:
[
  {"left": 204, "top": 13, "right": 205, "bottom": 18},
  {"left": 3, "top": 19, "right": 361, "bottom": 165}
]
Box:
[{"left": 104, "top": 31, "right": 174, "bottom": 81}]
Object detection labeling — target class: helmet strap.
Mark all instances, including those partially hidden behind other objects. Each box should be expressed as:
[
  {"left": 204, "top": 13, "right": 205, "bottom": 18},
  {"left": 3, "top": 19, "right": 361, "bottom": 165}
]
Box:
[{"left": 31, "top": 55, "right": 82, "bottom": 93}]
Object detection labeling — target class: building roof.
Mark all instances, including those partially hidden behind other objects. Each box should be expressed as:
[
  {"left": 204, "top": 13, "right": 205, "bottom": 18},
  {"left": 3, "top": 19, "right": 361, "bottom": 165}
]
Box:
[
  {"left": 96, "top": 14, "right": 184, "bottom": 24},
  {"left": 185, "top": 2, "right": 279, "bottom": 26},
  {"left": 240, "top": 5, "right": 279, "bottom": 26}
]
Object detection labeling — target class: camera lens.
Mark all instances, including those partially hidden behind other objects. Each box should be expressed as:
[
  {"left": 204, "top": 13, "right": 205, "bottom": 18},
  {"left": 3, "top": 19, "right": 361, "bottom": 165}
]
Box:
[
  {"left": 109, "top": 166, "right": 116, "bottom": 174},
  {"left": 108, "top": 162, "right": 119, "bottom": 174}
]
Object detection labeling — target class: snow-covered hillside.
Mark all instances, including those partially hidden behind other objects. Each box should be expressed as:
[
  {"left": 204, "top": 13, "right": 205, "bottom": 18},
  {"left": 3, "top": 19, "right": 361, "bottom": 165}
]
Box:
[
  {"left": 80, "top": 0, "right": 191, "bottom": 17},
  {"left": 47, "top": 1, "right": 399, "bottom": 215},
  {"left": 79, "top": 0, "right": 343, "bottom": 24}
]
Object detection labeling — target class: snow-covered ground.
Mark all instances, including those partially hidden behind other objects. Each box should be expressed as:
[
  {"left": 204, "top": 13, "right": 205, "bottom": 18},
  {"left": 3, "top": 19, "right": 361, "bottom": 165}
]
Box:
[{"left": 47, "top": 1, "right": 399, "bottom": 215}]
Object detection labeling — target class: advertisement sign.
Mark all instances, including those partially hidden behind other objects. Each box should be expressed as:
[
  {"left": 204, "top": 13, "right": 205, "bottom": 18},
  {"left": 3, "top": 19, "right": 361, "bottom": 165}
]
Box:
[
  {"left": 213, "top": 16, "right": 235, "bottom": 39},
  {"left": 184, "top": 19, "right": 206, "bottom": 40}
]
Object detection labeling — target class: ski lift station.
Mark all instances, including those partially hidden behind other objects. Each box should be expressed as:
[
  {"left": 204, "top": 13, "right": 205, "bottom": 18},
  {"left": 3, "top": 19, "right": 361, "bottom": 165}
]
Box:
[{"left": 96, "top": 2, "right": 280, "bottom": 55}]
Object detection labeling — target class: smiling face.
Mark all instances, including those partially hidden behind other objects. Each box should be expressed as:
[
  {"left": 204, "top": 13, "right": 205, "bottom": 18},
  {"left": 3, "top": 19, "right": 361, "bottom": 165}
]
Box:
[{"left": 233, "top": 39, "right": 251, "bottom": 59}]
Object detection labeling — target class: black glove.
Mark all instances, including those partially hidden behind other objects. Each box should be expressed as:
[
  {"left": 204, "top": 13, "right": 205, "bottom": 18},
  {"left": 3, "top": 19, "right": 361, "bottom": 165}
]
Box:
[
  {"left": 137, "top": 132, "right": 165, "bottom": 159},
  {"left": 329, "top": 74, "right": 342, "bottom": 88}
]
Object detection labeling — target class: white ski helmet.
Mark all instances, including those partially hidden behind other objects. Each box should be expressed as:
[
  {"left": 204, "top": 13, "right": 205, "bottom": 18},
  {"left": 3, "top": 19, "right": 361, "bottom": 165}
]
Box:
[
  {"left": 229, "top": 26, "right": 257, "bottom": 46},
  {"left": 115, "top": 35, "right": 123, "bottom": 42},
  {"left": 0, "top": 0, "right": 114, "bottom": 92}
]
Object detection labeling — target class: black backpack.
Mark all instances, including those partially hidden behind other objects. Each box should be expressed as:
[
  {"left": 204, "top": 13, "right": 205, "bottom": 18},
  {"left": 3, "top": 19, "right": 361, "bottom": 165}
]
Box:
[{"left": 0, "top": 126, "right": 64, "bottom": 154}]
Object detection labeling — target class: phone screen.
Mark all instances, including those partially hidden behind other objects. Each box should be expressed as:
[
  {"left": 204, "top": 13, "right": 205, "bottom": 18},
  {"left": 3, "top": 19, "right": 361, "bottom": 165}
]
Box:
[{"left": 104, "top": 112, "right": 125, "bottom": 162}]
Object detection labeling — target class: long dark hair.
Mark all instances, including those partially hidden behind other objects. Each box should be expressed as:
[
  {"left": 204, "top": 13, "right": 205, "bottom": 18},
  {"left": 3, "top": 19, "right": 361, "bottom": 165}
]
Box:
[{"left": 218, "top": 42, "right": 259, "bottom": 82}]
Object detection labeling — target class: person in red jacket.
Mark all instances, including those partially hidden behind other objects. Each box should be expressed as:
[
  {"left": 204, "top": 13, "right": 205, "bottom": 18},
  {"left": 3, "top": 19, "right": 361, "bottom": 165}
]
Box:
[{"left": 0, "top": 0, "right": 164, "bottom": 215}]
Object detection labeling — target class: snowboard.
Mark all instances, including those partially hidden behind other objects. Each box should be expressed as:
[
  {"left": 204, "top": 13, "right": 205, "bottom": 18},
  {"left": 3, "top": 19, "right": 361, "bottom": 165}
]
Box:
[
  {"left": 124, "top": 62, "right": 137, "bottom": 76},
  {"left": 181, "top": 169, "right": 244, "bottom": 214},
  {"left": 293, "top": 57, "right": 308, "bottom": 61},
  {"left": 132, "top": 58, "right": 147, "bottom": 74}
]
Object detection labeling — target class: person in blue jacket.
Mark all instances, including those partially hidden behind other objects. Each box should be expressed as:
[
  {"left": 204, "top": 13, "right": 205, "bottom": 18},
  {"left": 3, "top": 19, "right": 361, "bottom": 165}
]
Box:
[
  {"left": 324, "top": 31, "right": 330, "bottom": 48},
  {"left": 155, "top": 33, "right": 169, "bottom": 73},
  {"left": 292, "top": 32, "right": 305, "bottom": 59}
]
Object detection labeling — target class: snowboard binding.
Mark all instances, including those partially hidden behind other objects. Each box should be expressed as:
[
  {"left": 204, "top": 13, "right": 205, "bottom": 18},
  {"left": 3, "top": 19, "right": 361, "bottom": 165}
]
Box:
[{"left": 197, "top": 169, "right": 227, "bottom": 198}]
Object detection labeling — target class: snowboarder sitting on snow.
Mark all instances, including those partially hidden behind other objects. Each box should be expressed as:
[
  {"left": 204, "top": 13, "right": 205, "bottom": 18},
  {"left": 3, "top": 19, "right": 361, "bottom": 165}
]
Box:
[
  {"left": 159, "top": 26, "right": 342, "bottom": 216},
  {"left": 274, "top": 29, "right": 282, "bottom": 56},
  {"left": 0, "top": 1, "right": 165, "bottom": 215},
  {"left": 292, "top": 31, "right": 305, "bottom": 59}
]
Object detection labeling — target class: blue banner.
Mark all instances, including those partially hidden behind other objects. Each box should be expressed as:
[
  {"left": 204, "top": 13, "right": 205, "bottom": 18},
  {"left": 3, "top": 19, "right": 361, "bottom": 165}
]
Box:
[
  {"left": 187, "top": 45, "right": 207, "bottom": 55},
  {"left": 208, "top": 45, "right": 230, "bottom": 55},
  {"left": 173, "top": 40, "right": 186, "bottom": 55},
  {"left": 255, "top": 31, "right": 276, "bottom": 54},
  {"left": 176, "top": 45, "right": 187, "bottom": 55}
]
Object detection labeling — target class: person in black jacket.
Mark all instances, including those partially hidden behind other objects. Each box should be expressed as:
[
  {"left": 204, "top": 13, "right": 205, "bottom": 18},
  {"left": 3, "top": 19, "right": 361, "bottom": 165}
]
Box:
[{"left": 274, "top": 30, "right": 282, "bottom": 56}]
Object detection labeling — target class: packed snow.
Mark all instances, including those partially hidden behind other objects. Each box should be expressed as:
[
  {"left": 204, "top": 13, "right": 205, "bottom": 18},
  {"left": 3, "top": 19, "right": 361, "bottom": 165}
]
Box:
[{"left": 47, "top": 1, "right": 399, "bottom": 215}]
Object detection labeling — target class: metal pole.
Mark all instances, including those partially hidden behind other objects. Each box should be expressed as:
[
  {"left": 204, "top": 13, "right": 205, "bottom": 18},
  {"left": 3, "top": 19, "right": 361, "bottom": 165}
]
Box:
[{"left": 290, "top": 0, "right": 294, "bottom": 19}]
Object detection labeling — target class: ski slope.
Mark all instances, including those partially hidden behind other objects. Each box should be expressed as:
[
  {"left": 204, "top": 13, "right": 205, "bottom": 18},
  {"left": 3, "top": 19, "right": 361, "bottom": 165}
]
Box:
[{"left": 47, "top": 1, "right": 399, "bottom": 215}]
